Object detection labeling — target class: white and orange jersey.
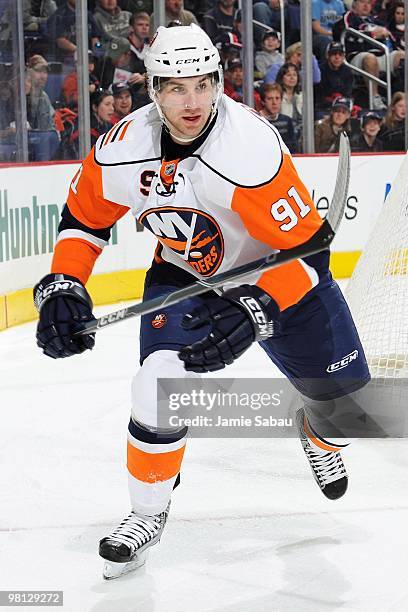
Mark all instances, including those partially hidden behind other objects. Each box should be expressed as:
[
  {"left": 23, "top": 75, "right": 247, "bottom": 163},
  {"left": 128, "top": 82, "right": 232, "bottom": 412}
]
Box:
[{"left": 52, "top": 95, "right": 325, "bottom": 311}]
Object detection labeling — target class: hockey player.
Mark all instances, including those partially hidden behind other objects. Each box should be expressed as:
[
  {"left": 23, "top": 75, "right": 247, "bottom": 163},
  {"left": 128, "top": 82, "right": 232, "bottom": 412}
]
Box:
[{"left": 33, "top": 24, "right": 370, "bottom": 579}]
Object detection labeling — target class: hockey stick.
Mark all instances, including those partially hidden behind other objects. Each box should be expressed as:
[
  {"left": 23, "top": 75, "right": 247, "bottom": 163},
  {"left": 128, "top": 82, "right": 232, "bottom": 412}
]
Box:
[{"left": 77, "top": 132, "right": 350, "bottom": 335}]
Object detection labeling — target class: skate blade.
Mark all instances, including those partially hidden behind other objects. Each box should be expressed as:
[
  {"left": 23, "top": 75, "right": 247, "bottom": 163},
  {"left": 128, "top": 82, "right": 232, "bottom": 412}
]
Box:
[{"left": 103, "top": 550, "right": 148, "bottom": 580}]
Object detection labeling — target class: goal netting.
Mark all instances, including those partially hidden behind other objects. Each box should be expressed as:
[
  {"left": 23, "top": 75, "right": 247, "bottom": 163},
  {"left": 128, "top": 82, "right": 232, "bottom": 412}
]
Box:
[{"left": 345, "top": 153, "right": 408, "bottom": 378}]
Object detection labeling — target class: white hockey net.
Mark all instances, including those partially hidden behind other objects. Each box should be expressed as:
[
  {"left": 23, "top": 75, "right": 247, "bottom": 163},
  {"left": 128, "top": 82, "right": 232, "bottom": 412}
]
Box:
[{"left": 345, "top": 153, "right": 408, "bottom": 378}]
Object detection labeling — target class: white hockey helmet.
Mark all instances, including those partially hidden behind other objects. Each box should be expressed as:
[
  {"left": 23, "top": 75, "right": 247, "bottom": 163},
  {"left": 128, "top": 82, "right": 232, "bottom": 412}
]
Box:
[{"left": 145, "top": 24, "right": 224, "bottom": 129}]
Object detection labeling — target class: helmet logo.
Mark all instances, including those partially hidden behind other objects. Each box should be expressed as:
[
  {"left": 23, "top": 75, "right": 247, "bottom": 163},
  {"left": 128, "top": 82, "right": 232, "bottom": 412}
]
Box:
[{"left": 175, "top": 58, "right": 200, "bottom": 64}]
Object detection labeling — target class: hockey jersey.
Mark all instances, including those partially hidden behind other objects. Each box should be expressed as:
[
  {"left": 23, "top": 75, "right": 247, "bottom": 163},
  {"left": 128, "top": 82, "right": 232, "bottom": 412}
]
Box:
[{"left": 52, "top": 95, "right": 326, "bottom": 311}]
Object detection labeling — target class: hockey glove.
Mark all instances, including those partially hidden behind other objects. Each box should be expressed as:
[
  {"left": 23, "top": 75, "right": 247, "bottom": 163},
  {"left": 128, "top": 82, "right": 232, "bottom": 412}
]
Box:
[
  {"left": 34, "top": 273, "right": 96, "bottom": 359},
  {"left": 178, "top": 284, "right": 280, "bottom": 373}
]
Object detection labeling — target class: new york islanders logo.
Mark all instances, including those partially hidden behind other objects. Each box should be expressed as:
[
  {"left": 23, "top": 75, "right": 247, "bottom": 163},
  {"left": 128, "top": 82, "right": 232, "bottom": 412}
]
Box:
[
  {"left": 140, "top": 207, "right": 224, "bottom": 277},
  {"left": 151, "top": 313, "right": 167, "bottom": 328}
]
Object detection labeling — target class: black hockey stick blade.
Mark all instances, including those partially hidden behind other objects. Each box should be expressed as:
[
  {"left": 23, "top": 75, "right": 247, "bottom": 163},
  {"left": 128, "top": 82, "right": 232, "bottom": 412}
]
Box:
[{"left": 77, "top": 132, "right": 350, "bottom": 335}]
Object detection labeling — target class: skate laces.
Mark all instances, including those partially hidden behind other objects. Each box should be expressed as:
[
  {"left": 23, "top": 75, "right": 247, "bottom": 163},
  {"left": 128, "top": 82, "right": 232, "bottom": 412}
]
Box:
[
  {"left": 304, "top": 446, "right": 346, "bottom": 486},
  {"left": 107, "top": 510, "right": 165, "bottom": 551}
]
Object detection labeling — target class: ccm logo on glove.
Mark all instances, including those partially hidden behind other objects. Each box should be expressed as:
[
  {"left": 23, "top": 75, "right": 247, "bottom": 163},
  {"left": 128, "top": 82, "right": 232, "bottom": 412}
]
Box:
[{"left": 238, "top": 296, "right": 276, "bottom": 339}]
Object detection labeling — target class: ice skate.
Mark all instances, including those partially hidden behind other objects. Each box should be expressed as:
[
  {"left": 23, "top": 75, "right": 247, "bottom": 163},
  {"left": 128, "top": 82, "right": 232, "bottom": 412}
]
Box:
[
  {"left": 99, "top": 503, "right": 170, "bottom": 579},
  {"left": 296, "top": 408, "right": 348, "bottom": 500}
]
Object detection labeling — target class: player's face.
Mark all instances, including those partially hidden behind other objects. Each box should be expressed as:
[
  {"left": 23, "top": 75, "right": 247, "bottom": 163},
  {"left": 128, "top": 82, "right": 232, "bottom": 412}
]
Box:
[
  {"left": 394, "top": 99, "right": 406, "bottom": 120},
  {"left": 95, "top": 95, "right": 115, "bottom": 122},
  {"left": 363, "top": 119, "right": 381, "bottom": 136},
  {"left": 114, "top": 91, "right": 132, "bottom": 116},
  {"left": 264, "top": 92, "right": 281, "bottom": 115},
  {"left": 332, "top": 108, "right": 350, "bottom": 126},
  {"left": 157, "top": 75, "right": 215, "bottom": 141}
]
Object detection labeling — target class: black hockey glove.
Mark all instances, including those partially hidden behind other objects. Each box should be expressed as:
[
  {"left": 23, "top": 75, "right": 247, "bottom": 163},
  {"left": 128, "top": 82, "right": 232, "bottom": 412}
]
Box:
[
  {"left": 178, "top": 284, "right": 280, "bottom": 373},
  {"left": 34, "top": 273, "right": 96, "bottom": 359}
]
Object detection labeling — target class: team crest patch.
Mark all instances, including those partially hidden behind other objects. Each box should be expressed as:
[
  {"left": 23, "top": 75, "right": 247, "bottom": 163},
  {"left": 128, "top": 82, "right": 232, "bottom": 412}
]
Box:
[
  {"left": 151, "top": 313, "right": 167, "bottom": 328},
  {"left": 140, "top": 206, "right": 224, "bottom": 277}
]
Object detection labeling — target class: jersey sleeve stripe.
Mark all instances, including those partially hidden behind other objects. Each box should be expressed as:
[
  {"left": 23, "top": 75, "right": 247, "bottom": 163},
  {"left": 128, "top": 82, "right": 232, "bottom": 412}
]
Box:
[
  {"left": 56, "top": 228, "right": 108, "bottom": 250},
  {"left": 298, "top": 258, "right": 319, "bottom": 290},
  {"left": 256, "top": 259, "right": 315, "bottom": 311},
  {"left": 104, "top": 124, "right": 119, "bottom": 146},
  {"left": 51, "top": 237, "right": 102, "bottom": 284},
  {"left": 99, "top": 129, "right": 110, "bottom": 149},
  {"left": 118, "top": 119, "right": 133, "bottom": 141},
  {"left": 110, "top": 120, "right": 127, "bottom": 144}
]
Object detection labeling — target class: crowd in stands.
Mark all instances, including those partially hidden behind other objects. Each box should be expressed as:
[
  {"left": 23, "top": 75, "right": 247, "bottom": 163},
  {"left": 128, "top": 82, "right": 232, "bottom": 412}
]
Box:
[{"left": 0, "top": 0, "right": 406, "bottom": 161}]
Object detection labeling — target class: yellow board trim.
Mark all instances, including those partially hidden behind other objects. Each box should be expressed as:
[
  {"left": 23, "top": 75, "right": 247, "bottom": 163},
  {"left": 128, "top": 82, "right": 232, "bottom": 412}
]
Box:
[
  {"left": 330, "top": 251, "right": 361, "bottom": 278},
  {"left": 0, "top": 269, "right": 147, "bottom": 332},
  {"left": 0, "top": 252, "right": 363, "bottom": 332}
]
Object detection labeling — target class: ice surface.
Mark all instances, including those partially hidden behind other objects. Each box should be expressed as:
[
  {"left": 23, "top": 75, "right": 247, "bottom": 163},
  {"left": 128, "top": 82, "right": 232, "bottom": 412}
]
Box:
[{"left": 1, "top": 290, "right": 408, "bottom": 612}]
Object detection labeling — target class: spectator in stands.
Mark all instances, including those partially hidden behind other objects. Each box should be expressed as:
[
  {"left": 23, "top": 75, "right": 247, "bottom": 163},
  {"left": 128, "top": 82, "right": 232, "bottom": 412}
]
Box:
[
  {"left": 46, "top": 0, "right": 101, "bottom": 63},
  {"left": 224, "top": 58, "right": 262, "bottom": 109},
  {"left": 315, "top": 96, "right": 352, "bottom": 152},
  {"left": 342, "top": 0, "right": 405, "bottom": 110},
  {"left": 95, "top": 37, "right": 132, "bottom": 88},
  {"left": 203, "top": 0, "right": 234, "bottom": 44},
  {"left": 388, "top": 1, "right": 405, "bottom": 50},
  {"left": 183, "top": 1, "right": 216, "bottom": 22},
  {"left": 259, "top": 83, "right": 298, "bottom": 152},
  {"left": 25, "top": 64, "right": 60, "bottom": 160},
  {"left": 0, "top": 78, "right": 18, "bottom": 160},
  {"left": 255, "top": 30, "right": 283, "bottom": 79},
  {"left": 315, "top": 41, "right": 354, "bottom": 114},
  {"left": 118, "top": 0, "right": 153, "bottom": 12},
  {"left": 216, "top": 8, "right": 242, "bottom": 64},
  {"left": 312, "top": 0, "right": 346, "bottom": 60},
  {"left": 62, "top": 50, "right": 100, "bottom": 109},
  {"left": 264, "top": 41, "right": 321, "bottom": 84},
  {"left": 350, "top": 109, "right": 383, "bottom": 150},
  {"left": 372, "top": 0, "right": 394, "bottom": 22},
  {"left": 275, "top": 62, "right": 303, "bottom": 137},
  {"left": 111, "top": 81, "right": 134, "bottom": 122},
  {"left": 93, "top": 0, "right": 132, "bottom": 43},
  {"left": 0, "top": 0, "right": 56, "bottom": 48},
  {"left": 128, "top": 11, "right": 150, "bottom": 62},
  {"left": 380, "top": 90, "right": 405, "bottom": 150},
  {"left": 253, "top": 0, "right": 287, "bottom": 48},
  {"left": 150, "top": 0, "right": 198, "bottom": 33},
  {"left": 217, "top": 36, "right": 242, "bottom": 69},
  {"left": 70, "top": 89, "right": 114, "bottom": 156}
]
